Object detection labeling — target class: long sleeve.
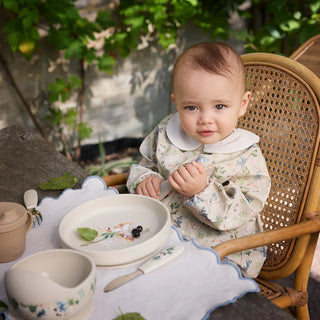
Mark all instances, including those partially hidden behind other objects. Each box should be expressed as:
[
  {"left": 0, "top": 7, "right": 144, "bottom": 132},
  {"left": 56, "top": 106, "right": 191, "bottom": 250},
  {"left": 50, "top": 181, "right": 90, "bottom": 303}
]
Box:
[
  {"left": 126, "top": 126, "right": 164, "bottom": 193},
  {"left": 126, "top": 115, "right": 271, "bottom": 278},
  {"left": 185, "top": 146, "right": 271, "bottom": 231}
]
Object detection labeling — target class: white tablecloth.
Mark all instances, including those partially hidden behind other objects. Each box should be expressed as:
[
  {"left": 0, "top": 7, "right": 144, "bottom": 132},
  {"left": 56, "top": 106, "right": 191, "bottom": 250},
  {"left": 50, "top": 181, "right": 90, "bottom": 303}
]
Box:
[{"left": 0, "top": 176, "right": 259, "bottom": 320}]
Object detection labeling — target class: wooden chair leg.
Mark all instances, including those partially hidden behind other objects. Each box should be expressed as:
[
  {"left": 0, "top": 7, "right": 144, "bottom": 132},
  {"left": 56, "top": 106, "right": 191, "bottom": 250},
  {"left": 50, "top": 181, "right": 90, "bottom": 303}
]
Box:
[
  {"left": 293, "top": 233, "right": 319, "bottom": 320},
  {"left": 295, "top": 304, "right": 309, "bottom": 320}
]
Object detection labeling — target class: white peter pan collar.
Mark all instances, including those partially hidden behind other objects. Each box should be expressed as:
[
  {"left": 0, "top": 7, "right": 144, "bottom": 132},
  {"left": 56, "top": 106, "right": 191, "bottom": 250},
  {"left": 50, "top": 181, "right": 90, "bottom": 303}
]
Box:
[{"left": 166, "top": 113, "right": 260, "bottom": 153}]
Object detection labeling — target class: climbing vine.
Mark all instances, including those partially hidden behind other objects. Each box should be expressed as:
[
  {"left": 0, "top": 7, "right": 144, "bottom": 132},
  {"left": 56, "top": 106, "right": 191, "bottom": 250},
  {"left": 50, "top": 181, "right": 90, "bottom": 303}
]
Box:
[{"left": 0, "top": 0, "right": 319, "bottom": 160}]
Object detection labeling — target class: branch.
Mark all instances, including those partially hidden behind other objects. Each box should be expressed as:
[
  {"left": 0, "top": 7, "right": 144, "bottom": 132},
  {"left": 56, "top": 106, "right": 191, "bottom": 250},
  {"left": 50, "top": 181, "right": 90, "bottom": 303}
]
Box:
[
  {"left": 74, "top": 58, "right": 86, "bottom": 163},
  {"left": 0, "top": 52, "right": 49, "bottom": 143}
]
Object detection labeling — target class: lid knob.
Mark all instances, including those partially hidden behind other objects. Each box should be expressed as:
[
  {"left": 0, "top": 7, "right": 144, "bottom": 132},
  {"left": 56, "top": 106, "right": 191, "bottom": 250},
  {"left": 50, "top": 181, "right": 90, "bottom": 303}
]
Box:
[{"left": 0, "top": 208, "right": 20, "bottom": 224}]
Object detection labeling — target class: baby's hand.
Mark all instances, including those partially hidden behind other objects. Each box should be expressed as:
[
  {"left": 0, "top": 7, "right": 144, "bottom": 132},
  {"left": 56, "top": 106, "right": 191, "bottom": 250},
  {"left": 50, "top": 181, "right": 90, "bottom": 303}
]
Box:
[
  {"left": 136, "top": 175, "right": 163, "bottom": 199},
  {"left": 168, "top": 161, "right": 207, "bottom": 198}
]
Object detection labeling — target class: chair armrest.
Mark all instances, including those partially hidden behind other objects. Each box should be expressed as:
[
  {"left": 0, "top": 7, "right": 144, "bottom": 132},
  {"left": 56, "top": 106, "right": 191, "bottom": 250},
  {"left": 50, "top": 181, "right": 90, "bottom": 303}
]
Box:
[
  {"left": 102, "top": 173, "right": 127, "bottom": 187},
  {"left": 213, "top": 212, "right": 320, "bottom": 259}
]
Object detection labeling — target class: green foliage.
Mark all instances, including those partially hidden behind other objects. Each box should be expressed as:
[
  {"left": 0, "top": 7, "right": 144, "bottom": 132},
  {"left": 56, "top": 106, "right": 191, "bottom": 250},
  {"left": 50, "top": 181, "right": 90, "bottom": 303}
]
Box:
[
  {"left": 1, "top": 0, "right": 320, "bottom": 159},
  {"left": 98, "top": 55, "right": 116, "bottom": 74},
  {"left": 39, "top": 171, "right": 78, "bottom": 190},
  {"left": 47, "top": 75, "right": 82, "bottom": 103},
  {"left": 239, "top": 0, "right": 320, "bottom": 55},
  {"left": 95, "top": 10, "right": 115, "bottom": 29},
  {"left": 4, "top": 0, "right": 316, "bottom": 68},
  {"left": 45, "top": 75, "right": 92, "bottom": 148},
  {"left": 118, "top": 0, "right": 243, "bottom": 50},
  {"left": 3, "top": 0, "right": 40, "bottom": 58},
  {"left": 78, "top": 122, "right": 93, "bottom": 140}
]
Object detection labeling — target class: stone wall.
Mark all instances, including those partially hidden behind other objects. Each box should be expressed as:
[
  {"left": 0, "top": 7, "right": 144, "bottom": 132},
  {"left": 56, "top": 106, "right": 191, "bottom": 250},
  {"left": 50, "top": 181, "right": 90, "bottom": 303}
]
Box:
[{"left": 0, "top": 0, "right": 245, "bottom": 149}]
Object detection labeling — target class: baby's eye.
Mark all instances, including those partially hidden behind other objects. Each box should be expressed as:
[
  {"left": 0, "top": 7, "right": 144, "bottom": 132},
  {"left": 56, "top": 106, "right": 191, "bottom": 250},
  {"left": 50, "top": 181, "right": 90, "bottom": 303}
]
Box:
[
  {"left": 215, "top": 104, "right": 227, "bottom": 110},
  {"left": 184, "top": 106, "right": 198, "bottom": 111}
]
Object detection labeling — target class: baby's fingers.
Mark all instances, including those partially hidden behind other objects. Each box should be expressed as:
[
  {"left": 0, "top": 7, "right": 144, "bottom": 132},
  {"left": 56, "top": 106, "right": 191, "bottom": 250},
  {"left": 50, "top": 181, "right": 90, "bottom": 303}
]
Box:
[
  {"left": 136, "top": 176, "right": 161, "bottom": 199},
  {"left": 192, "top": 161, "right": 205, "bottom": 174},
  {"left": 168, "top": 174, "right": 181, "bottom": 191},
  {"left": 169, "top": 170, "right": 186, "bottom": 187}
]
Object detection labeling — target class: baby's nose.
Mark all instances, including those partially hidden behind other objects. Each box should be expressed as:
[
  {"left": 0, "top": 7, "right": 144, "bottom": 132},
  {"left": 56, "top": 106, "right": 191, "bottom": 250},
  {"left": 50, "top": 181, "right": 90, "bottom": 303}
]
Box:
[{"left": 198, "top": 111, "right": 214, "bottom": 124}]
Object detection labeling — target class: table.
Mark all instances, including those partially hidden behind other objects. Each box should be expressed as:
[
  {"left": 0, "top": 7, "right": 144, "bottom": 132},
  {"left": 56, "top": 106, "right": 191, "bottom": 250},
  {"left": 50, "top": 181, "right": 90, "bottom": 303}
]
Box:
[{"left": 0, "top": 125, "right": 295, "bottom": 320}]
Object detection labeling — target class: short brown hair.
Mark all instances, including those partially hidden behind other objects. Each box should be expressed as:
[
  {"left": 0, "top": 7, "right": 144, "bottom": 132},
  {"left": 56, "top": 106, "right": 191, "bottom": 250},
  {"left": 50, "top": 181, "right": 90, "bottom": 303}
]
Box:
[{"left": 173, "top": 42, "right": 245, "bottom": 90}]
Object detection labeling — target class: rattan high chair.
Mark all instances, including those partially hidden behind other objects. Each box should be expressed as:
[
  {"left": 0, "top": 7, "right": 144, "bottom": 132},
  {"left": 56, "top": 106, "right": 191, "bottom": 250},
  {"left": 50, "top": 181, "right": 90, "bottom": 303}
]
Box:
[{"left": 102, "top": 52, "right": 320, "bottom": 320}]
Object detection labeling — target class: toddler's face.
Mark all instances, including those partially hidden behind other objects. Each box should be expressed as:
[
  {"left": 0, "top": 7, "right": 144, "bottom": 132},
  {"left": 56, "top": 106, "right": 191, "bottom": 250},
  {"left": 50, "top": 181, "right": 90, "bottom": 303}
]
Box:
[{"left": 171, "top": 68, "right": 250, "bottom": 145}]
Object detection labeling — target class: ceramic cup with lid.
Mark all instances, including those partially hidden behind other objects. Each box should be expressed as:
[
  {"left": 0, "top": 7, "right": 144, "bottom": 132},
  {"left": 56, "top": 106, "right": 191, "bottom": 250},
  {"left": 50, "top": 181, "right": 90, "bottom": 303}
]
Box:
[{"left": 0, "top": 202, "right": 33, "bottom": 263}]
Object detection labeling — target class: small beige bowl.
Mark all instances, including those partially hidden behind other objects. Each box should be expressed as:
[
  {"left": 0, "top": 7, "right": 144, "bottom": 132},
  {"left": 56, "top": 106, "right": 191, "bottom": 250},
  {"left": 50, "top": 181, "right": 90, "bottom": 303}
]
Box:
[{"left": 4, "top": 249, "right": 96, "bottom": 320}]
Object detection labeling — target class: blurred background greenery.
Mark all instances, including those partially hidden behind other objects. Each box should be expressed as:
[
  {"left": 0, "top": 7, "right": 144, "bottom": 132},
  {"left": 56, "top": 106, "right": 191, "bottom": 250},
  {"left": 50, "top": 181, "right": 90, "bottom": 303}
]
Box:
[{"left": 1, "top": 0, "right": 320, "bottom": 165}]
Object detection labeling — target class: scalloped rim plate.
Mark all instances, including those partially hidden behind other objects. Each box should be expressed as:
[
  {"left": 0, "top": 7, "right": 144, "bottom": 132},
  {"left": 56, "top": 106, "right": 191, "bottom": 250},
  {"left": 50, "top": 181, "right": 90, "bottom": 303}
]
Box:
[{"left": 59, "top": 194, "right": 171, "bottom": 266}]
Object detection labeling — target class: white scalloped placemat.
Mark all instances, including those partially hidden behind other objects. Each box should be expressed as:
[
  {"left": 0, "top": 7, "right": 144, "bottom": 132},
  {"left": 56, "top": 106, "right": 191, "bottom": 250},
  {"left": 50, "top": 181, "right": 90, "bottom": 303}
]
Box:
[{"left": 0, "top": 176, "right": 259, "bottom": 320}]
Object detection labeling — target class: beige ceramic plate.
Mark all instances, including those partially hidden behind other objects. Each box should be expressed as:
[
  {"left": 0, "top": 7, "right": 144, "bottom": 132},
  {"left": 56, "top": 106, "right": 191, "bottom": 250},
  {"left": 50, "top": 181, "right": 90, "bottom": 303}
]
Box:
[{"left": 59, "top": 194, "right": 171, "bottom": 266}]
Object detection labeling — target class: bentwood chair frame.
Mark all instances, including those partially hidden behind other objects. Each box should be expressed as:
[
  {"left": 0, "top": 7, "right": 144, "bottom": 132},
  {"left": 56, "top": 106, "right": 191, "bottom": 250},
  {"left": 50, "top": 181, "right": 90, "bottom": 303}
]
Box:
[
  {"left": 103, "top": 52, "right": 320, "bottom": 320},
  {"left": 290, "top": 34, "right": 320, "bottom": 79}
]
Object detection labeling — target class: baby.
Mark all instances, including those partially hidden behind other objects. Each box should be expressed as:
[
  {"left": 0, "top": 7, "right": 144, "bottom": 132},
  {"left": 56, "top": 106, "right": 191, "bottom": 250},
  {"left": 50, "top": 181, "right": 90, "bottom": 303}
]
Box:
[{"left": 127, "top": 42, "right": 271, "bottom": 278}]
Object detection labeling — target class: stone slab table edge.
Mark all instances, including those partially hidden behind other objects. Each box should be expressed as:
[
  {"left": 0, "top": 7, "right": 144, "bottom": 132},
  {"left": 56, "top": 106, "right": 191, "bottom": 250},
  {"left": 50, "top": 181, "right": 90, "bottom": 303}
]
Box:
[{"left": 0, "top": 124, "right": 89, "bottom": 204}]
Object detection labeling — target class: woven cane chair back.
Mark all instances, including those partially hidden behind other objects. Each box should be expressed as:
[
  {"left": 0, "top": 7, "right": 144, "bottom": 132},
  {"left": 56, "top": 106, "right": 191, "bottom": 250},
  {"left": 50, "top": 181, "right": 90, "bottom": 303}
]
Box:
[{"left": 239, "top": 53, "right": 320, "bottom": 274}]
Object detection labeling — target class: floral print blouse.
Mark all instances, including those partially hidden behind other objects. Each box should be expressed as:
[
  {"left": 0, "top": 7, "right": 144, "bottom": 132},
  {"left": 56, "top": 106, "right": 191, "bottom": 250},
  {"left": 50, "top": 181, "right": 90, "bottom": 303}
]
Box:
[{"left": 127, "top": 113, "right": 271, "bottom": 278}]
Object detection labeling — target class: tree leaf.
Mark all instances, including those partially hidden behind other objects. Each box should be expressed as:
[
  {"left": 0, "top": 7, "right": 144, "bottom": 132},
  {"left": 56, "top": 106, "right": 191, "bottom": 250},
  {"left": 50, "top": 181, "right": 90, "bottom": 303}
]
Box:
[
  {"left": 30, "top": 27, "right": 40, "bottom": 41},
  {"left": 124, "top": 16, "right": 145, "bottom": 29},
  {"left": 48, "top": 28, "right": 73, "bottom": 50},
  {"left": 65, "top": 40, "right": 85, "bottom": 59},
  {"left": 47, "top": 78, "right": 70, "bottom": 102},
  {"left": 293, "top": 11, "right": 301, "bottom": 20},
  {"left": 77, "top": 227, "right": 98, "bottom": 241},
  {"left": 45, "top": 107, "right": 64, "bottom": 126},
  {"left": 18, "top": 40, "right": 35, "bottom": 55},
  {"left": 67, "top": 75, "right": 82, "bottom": 89},
  {"left": 310, "top": 2, "right": 320, "bottom": 13},
  {"left": 3, "top": 0, "right": 18, "bottom": 12},
  {"left": 96, "top": 10, "right": 114, "bottom": 29},
  {"left": 64, "top": 108, "right": 78, "bottom": 127},
  {"left": 6, "top": 31, "right": 21, "bottom": 51},
  {"left": 280, "top": 19, "right": 300, "bottom": 32},
  {"left": 78, "top": 122, "right": 92, "bottom": 140},
  {"left": 40, "top": 172, "right": 78, "bottom": 190},
  {"left": 98, "top": 55, "right": 116, "bottom": 73}
]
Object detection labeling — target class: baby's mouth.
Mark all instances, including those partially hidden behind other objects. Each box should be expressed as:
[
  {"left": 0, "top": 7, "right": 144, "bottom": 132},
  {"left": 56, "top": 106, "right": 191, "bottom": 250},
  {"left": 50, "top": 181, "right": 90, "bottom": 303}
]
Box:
[{"left": 199, "top": 130, "right": 214, "bottom": 137}]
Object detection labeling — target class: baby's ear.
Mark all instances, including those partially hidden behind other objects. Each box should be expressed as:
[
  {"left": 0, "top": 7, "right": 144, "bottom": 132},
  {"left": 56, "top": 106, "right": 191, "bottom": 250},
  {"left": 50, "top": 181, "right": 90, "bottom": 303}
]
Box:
[
  {"left": 171, "top": 93, "right": 176, "bottom": 104},
  {"left": 239, "top": 91, "right": 251, "bottom": 117}
]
